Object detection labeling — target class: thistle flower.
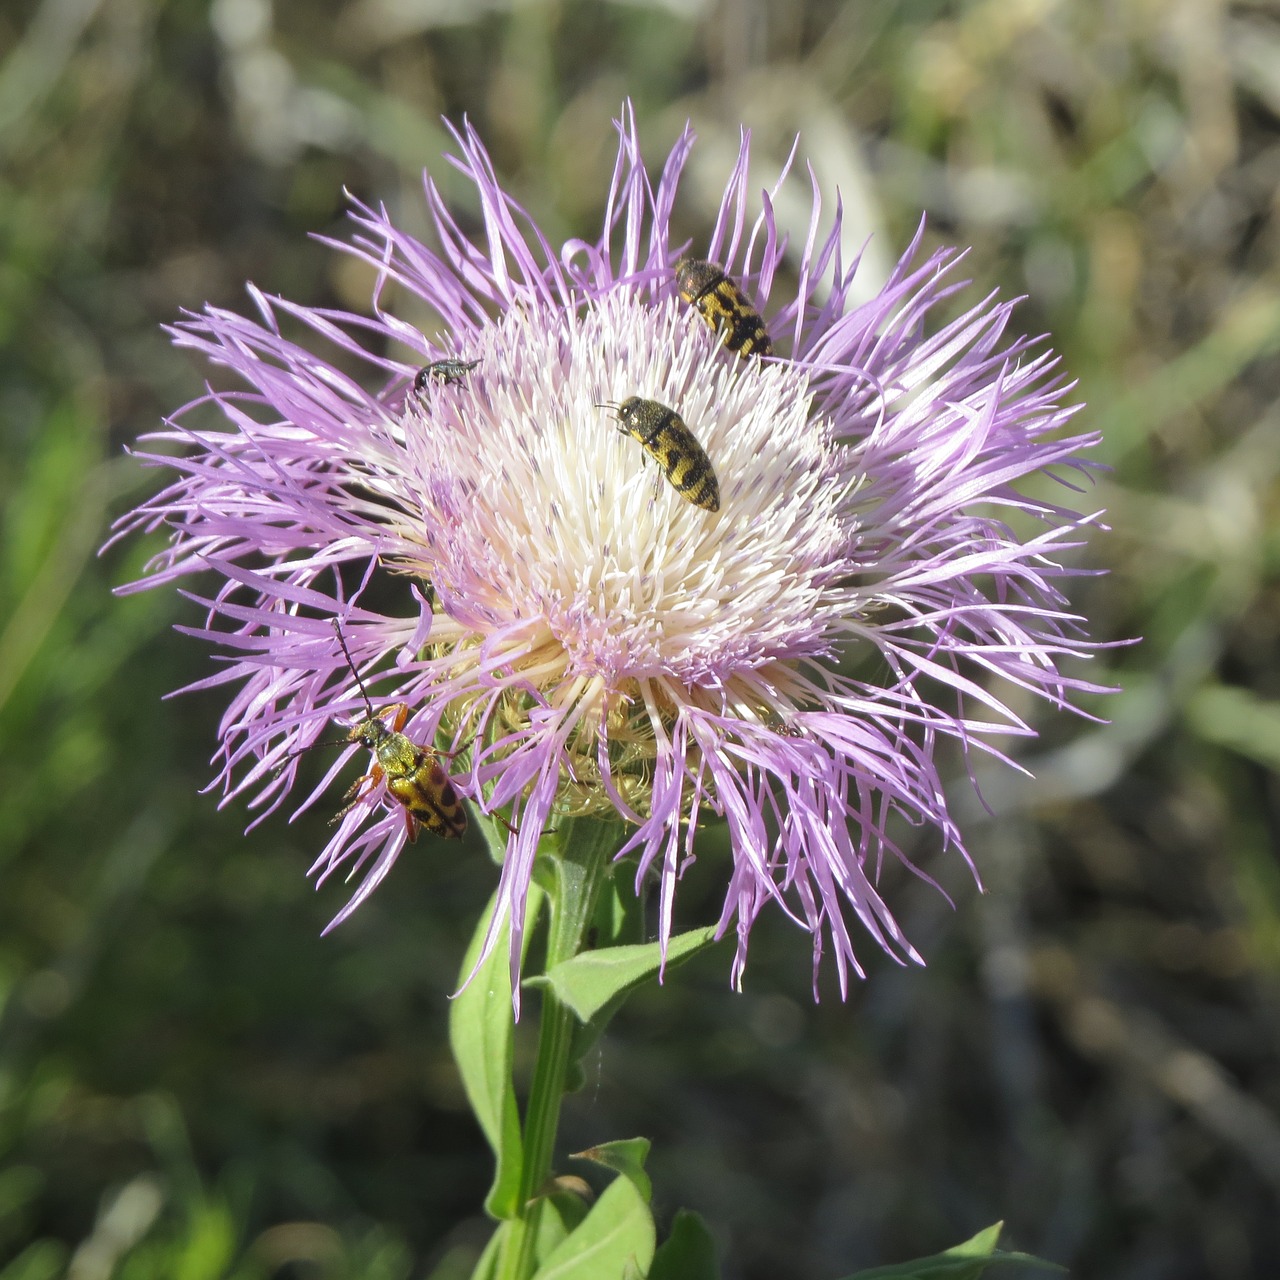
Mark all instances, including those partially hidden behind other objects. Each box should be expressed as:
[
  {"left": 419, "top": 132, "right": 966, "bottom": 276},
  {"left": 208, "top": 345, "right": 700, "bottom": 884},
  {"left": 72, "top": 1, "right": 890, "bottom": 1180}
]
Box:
[{"left": 113, "top": 104, "right": 1109, "bottom": 999}]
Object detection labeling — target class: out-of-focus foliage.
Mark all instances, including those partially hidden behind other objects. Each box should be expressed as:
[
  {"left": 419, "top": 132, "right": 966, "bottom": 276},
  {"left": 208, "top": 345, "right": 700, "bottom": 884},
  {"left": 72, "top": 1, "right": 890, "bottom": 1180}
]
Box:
[{"left": 3, "top": 0, "right": 1280, "bottom": 1277}]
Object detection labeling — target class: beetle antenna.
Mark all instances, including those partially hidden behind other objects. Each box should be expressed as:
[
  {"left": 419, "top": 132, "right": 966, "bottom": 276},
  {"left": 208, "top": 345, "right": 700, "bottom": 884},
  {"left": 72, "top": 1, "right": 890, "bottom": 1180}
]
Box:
[
  {"left": 272, "top": 733, "right": 354, "bottom": 775},
  {"left": 331, "top": 617, "right": 376, "bottom": 719}
]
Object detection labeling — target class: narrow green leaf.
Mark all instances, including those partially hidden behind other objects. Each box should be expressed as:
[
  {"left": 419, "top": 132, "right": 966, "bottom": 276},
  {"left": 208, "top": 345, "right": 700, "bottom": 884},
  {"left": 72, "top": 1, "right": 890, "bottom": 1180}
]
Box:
[
  {"left": 840, "top": 1222, "right": 1064, "bottom": 1280},
  {"left": 530, "top": 1174, "right": 656, "bottom": 1280},
  {"left": 1187, "top": 683, "right": 1280, "bottom": 772},
  {"left": 175, "top": 1197, "right": 237, "bottom": 1280},
  {"left": 449, "top": 888, "right": 544, "bottom": 1219},
  {"left": 534, "top": 926, "right": 720, "bottom": 1023},
  {"left": 571, "top": 1138, "right": 652, "bottom": 1203},
  {"left": 647, "top": 1208, "right": 720, "bottom": 1280}
]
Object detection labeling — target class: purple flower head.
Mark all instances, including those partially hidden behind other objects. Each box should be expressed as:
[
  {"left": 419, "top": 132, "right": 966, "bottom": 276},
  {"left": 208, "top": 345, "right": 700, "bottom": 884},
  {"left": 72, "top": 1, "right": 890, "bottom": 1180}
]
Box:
[{"left": 112, "top": 103, "right": 1110, "bottom": 1001}]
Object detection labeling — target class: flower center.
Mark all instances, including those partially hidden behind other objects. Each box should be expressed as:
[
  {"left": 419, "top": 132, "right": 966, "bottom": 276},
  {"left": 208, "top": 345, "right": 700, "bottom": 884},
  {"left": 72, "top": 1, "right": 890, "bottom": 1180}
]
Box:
[{"left": 399, "top": 288, "right": 847, "bottom": 689}]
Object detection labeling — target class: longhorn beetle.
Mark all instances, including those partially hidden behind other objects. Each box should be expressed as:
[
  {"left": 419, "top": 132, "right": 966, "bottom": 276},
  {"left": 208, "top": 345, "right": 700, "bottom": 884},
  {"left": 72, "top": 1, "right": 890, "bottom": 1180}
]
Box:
[{"left": 324, "top": 618, "right": 467, "bottom": 843}]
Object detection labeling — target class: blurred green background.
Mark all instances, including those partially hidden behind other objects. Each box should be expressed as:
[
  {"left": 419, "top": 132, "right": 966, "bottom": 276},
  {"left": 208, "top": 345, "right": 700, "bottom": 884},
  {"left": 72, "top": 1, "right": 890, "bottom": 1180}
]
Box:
[{"left": 4, "top": 0, "right": 1279, "bottom": 1276}]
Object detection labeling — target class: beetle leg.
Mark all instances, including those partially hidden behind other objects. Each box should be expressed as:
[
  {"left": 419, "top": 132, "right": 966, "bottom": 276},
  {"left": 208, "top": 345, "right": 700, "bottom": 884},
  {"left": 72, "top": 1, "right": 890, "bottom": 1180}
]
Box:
[
  {"left": 488, "top": 811, "right": 554, "bottom": 837},
  {"left": 332, "top": 764, "right": 386, "bottom": 822}
]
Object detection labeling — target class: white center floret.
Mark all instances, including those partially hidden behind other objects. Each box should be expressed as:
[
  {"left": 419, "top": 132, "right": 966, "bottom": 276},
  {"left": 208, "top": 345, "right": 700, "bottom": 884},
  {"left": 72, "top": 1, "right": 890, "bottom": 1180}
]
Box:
[{"left": 398, "top": 290, "right": 847, "bottom": 688}]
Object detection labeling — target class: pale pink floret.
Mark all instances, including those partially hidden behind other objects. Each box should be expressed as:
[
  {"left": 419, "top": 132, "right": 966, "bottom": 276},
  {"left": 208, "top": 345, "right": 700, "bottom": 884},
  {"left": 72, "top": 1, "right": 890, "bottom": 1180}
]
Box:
[{"left": 111, "top": 103, "right": 1111, "bottom": 1002}]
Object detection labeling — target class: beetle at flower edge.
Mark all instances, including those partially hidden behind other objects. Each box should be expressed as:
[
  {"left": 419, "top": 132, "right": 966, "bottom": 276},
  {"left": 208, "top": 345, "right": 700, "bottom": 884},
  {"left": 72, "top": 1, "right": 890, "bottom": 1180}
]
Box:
[
  {"left": 328, "top": 619, "right": 467, "bottom": 843},
  {"left": 675, "top": 258, "right": 772, "bottom": 359}
]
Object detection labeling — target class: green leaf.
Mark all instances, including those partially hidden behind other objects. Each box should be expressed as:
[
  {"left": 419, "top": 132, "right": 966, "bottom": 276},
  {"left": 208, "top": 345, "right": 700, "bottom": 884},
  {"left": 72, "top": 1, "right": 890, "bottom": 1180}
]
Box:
[
  {"left": 647, "top": 1208, "right": 720, "bottom": 1280},
  {"left": 530, "top": 1175, "right": 656, "bottom": 1280},
  {"left": 571, "top": 1138, "right": 652, "bottom": 1203},
  {"left": 449, "top": 888, "right": 544, "bottom": 1220},
  {"left": 175, "top": 1197, "right": 237, "bottom": 1280},
  {"left": 533, "top": 926, "right": 720, "bottom": 1023},
  {"left": 531, "top": 1186, "right": 591, "bottom": 1266},
  {"left": 590, "top": 869, "right": 643, "bottom": 949},
  {"left": 556, "top": 927, "right": 723, "bottom": 1086},
  {"left": 573, "top": 1136, "right": 655, "bottom": 1203},
  {"left": 840, "top": 1222, "right": 1064, "bottom": 1280}
]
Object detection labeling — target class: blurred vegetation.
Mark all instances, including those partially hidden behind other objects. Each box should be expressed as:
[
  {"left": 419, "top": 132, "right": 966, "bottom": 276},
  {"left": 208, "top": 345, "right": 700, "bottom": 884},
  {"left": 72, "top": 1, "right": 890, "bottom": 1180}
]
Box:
[{"left": 3, "top": 0, "right": 1280, "bottom": 1276}]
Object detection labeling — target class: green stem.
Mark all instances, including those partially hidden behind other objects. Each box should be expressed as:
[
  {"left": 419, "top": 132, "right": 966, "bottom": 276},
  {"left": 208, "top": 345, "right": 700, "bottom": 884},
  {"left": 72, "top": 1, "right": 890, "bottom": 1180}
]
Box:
[{"left": 496, "top": 819, "right": 615, "bottom": 1280}]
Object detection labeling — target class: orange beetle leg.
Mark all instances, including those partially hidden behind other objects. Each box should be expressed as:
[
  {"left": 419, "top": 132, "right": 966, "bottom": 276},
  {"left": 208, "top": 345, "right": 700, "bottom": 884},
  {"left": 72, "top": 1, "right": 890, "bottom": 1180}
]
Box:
[{"left": 333, "top": 764, "right": 386, "bottom": 823}]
